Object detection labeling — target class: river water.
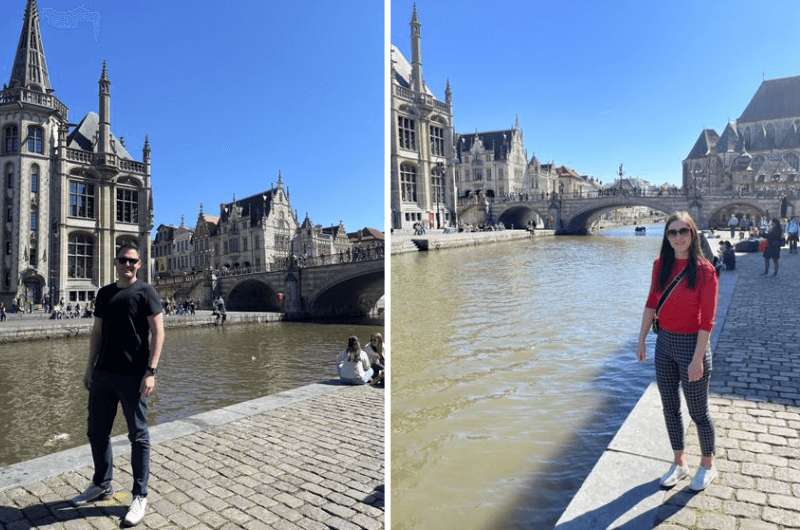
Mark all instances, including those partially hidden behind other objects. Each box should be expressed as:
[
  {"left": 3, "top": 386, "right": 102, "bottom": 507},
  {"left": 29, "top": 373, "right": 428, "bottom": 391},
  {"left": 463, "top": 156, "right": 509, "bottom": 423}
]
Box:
[
  {"left": 391, "top": 225, "right": 665, "bottom": 529},
  {"left": 0, "top": 322, "right": 382, "bottom": 466}
]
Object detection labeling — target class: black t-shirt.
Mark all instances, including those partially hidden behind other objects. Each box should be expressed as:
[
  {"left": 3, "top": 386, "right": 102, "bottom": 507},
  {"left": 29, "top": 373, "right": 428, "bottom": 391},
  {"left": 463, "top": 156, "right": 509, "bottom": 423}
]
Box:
[{"left": 93, "top": 281, "right": 163, "bottom": 376}]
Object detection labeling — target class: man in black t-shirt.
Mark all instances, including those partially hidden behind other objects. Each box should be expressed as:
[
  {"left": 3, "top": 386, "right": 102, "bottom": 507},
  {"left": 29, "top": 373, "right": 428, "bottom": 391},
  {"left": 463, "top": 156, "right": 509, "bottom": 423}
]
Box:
[{"left": 71, "top": 245, "right": 164, "bottom": 528}]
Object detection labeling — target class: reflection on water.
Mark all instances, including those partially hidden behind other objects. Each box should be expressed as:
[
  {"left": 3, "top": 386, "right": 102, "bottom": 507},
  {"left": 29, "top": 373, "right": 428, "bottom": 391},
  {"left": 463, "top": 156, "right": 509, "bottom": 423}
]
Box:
[
  {"left": 0, "top": 322, "right": 382, "bottom": 466},
  {"left": 391, "top": 224, "right": 664, "bottom": 529}
]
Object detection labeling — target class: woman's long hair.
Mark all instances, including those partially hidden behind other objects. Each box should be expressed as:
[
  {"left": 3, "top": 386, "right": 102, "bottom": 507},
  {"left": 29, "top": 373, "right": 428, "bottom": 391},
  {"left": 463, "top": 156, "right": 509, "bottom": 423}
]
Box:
[
  {"left": 346, "top": 336, "right": 361, "bottom": 362},
  {"left": 659, "top": 211, "right": 705, "bottom": 290},
  {"left": 369, "top": 333, "right": 384, "bottom": 355}
]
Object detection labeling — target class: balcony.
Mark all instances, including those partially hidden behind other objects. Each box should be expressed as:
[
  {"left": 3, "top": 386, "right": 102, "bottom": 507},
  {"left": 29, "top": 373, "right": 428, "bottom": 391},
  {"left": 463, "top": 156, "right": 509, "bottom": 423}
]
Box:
[
  {"left": 65, "top": 148, "right": 147, "bottom": 175},
  {"left": 392, "top": 85, "right": 449, "bottom": 112},
  {"left": 0, "top": 87, "right": 68, "bottom": 120}
]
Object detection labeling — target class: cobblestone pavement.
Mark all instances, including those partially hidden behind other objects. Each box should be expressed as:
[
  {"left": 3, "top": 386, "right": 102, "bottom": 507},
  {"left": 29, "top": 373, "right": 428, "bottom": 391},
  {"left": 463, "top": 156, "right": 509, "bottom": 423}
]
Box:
[
  {"left": 0, "top": 385, "right": 384, "bottom": 529},
  {"left": 654, "top": 252, "right": 800, "bottom": 530}
]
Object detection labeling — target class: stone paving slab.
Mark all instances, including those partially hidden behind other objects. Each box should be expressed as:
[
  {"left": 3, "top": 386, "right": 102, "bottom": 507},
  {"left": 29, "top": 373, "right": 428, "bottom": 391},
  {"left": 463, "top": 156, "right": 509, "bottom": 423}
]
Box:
[{"left": 0, "top": 383, "right": 384, "bottom": 529}]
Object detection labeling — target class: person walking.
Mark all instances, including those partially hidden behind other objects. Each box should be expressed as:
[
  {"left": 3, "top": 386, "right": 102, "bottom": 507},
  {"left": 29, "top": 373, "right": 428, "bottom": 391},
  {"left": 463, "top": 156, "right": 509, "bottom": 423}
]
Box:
[
  {"left": 637, "top": 212, "right": 718, "bottom": 491},
  {"left": 0, "top": 302, "right": 6, "bottom": 322},
  {"left": 787, "top": 216, "right": 799, "bottom": 254},
  {"left": 763, "top": 218, "right": 783, "bottom": 276},
  {"left": 727, "top": 213, "right": 738, "bottom": 239},
  {"left": 71, "top": 245, "right": 164, "bottom": 527}
]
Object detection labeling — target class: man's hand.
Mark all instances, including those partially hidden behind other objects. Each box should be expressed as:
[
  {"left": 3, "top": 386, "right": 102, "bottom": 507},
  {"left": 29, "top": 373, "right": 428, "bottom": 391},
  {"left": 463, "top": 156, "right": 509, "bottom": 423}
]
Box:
[{"left": 141, "top": 375, "right": 156, "bottom": 397}]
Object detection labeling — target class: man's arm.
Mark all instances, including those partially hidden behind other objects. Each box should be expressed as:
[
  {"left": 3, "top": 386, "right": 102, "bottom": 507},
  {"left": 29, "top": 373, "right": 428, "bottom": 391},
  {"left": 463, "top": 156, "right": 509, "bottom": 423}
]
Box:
[
  {"left": 141, "top": 312, "right": 164, "bottom": 397},
  {"left": 84, "top": 317, "right": 102, "bottom": 391}
]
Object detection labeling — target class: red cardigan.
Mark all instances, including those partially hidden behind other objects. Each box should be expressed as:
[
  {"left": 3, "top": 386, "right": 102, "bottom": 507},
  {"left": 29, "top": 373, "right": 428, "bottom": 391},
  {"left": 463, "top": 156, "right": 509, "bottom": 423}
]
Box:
[{"left": 645, "top": 257, "right": 718, "bottom": 333}]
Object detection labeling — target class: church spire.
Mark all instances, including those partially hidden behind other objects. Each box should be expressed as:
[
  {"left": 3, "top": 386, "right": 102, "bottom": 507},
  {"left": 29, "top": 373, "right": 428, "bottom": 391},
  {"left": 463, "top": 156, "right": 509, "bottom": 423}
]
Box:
[
  {"left": 445, "top": 79, "right": 452, "bottom": 105},
  {"left": 410, "top": 3, "right": 424, "bottom": 94},
  {"left": 9, "top": 0, "right": 52, "bottom": 92}
]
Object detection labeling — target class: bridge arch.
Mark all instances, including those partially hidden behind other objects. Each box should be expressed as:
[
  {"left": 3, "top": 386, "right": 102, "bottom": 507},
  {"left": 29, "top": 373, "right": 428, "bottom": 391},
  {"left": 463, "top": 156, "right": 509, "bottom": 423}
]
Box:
[
  {"left": 308, "top": 269, "right": 384, "bottom": 320},
  {"left": 227, "top": 279, "right": 282, "bottom": 312},
  {"left": 496, "top": 205, "right": 550, "bottom": 229},
  {"left": 565, "top": 199, "right": 680, "bottom": 234},
  {"left": 706, "top": 202, "right": 768, "bottom": 228}
]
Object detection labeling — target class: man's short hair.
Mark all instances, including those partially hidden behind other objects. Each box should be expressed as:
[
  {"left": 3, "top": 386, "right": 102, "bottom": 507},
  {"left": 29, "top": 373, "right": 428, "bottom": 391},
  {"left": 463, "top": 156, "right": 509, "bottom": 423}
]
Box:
[{"left": 116, "top": 244, "right": 141, "bottom": 258}]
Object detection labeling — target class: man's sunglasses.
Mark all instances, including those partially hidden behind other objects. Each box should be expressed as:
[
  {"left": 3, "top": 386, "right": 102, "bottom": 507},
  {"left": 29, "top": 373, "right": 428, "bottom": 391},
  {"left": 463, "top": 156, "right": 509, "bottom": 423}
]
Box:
[
  {"left": 666, "top": 227, "right": 691, "bottom": 237},
  {"left": 117, "top": 257, "right": 140, "bottom": 265}
]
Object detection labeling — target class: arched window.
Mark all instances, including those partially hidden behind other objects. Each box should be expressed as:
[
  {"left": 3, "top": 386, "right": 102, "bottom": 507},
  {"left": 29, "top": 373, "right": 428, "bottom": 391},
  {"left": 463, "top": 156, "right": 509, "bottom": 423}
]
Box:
[
  {"left": 400, "top": 163, "right": 417, "bottom": 202},
  {"left": 27, "top": 125, "right": 44, "bottom": 154},
  {"left": 3, "top": 125, "right": 19, "bottom": 154},
  {"left": 30, "top": 164, "right": 39, "bottom": 194},
  {"left": 68, "top": 233, "right": 94, "bottom": 279},
  {"left": 5, "top": 163, "right": 13, "bottom": 189}
]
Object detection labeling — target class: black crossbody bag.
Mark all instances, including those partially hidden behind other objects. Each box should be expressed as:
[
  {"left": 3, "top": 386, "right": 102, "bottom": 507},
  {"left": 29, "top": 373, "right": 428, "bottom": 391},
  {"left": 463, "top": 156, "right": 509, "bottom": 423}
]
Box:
[{"left": 652, "top": 266, "right": 688, "bottom": 334}]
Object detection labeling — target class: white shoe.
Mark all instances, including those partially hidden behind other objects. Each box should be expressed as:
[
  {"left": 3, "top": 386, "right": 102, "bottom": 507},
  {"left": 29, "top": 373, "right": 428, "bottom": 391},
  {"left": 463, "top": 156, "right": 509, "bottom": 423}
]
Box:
[
  {"left": 70, "top": 484, "right": 113, "bottom": 506},
  {"left": 123, "top": 496, "right": 147, "bottom": 526},
  {"left": 659, "top": 463, "right": 689, "bottom": 488},
  {"left": 690, "top": 466, "right": 717, "bottom": 491}
]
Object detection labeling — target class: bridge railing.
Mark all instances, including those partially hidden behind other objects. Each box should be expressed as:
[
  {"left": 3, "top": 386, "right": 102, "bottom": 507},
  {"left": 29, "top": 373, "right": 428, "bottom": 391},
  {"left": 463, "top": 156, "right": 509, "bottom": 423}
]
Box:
[{"left": 472, "top": 188, "right": 799, "bottom": 204}]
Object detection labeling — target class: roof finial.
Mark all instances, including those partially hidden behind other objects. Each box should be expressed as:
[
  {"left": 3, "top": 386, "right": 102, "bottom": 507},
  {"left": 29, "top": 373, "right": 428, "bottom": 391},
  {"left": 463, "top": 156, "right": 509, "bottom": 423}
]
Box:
[
  {"left": 514, "top": 113, "right": 520, "bottom": 130},
  {"left": 180, "top": 214, "right": 185, "bottom": 227},
  {"left": 199, "top": 202, "right": 203, "bottom": 215},
  {"left": 100, "top": 60, "right": 109, "bottom": 82},
  {"left": 277, "top": 170, "right": 283, "bottom": 187}
]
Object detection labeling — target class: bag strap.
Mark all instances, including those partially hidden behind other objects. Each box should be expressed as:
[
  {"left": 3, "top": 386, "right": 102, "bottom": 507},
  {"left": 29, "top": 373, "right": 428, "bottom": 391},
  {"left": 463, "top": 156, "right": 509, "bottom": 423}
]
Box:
[{"left": 655, "top": 266, "right": 688, "bottom": 317}]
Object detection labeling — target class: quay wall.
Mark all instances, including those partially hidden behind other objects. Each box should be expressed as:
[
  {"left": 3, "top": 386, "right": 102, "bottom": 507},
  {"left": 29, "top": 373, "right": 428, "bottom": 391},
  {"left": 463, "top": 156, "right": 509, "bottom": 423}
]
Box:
[
  {"left": 391, "top": 229, "right": 555, "bottom": 254},
  {"left": 0, "top": 311, "right": 283, "bottom": 345}
]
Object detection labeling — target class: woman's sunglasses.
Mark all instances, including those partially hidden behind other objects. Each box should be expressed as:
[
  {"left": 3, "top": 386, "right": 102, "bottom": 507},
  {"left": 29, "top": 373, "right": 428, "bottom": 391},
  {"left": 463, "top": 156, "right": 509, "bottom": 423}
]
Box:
[{"left": 666, "top": 227, "right": 691, "bottom": 237}]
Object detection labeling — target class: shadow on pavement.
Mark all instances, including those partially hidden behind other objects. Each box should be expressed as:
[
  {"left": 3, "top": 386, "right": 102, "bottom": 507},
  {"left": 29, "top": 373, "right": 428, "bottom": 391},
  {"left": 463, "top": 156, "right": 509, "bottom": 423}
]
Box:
[{"left": 0, "top": 500, "right": 128, "bottom": 529}]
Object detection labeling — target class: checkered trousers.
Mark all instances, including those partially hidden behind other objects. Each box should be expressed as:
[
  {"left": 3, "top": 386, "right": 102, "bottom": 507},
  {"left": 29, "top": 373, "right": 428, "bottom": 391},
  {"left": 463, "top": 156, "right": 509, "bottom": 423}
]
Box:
[{"left": 655, "top": 330, "right": 715, "bottom": 456}]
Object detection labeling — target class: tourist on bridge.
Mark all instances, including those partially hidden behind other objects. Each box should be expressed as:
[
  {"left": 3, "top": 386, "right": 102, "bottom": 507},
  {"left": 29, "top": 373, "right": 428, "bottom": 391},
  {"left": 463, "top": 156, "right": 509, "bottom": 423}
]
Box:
[
  {"left": 763, "top": 218, "right": 784, "bottom": 276},
  {"left": 637, "top": 212, "right": 718, "bottom": 492},
  {"left": 727, "top": 214, "right": 739, "bottom": 238},
  {"left": 72, "top": 244, "right": 164, "bottom": 528},
  {"left": 337, "top": 336, "right": 373, "bottom": 385},
  {"left": 787, "top": 216, "right": 799, "bottom": 254}
]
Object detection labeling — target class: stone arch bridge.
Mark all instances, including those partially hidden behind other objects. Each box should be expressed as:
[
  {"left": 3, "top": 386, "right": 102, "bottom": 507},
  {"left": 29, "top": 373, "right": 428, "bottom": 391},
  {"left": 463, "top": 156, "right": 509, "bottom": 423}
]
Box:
[
  {"left": 154, "top": 257, "right": 384, "bottom": 321},
  {"left": 459, "top": 192, "right": 794, "bottom": 234}
]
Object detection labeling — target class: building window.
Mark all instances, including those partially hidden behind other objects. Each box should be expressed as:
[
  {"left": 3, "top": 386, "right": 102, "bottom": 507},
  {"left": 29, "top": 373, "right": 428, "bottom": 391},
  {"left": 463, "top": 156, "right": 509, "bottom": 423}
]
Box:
[
  {"left": 242, "top": 237, "right": 248, "bottom": 251},
  {"left": 5, "top": 241, "right": 10, "bottom": 255},
  {"left": 253, "top": 236, "right": 260, "bottom": 250},
  {"left": 27, "top": 126, "right": 44, "bottom": 154},
  {"left": 4, "top": 271, "right": 9, "bottom": 287},
  {"left": 430, "top": 126, "right": 445, "bottom": 156},
  {"left": 30, "top": 210, "right": 37, "bottom": 232},
  {"left": 4, "top": 125, "right": 19, "bottom": 154},
  {"left": 473, "top": 168, "right": 483, "bottom": 181},
  {"left": 398, "top": 116, "right": 416, "bottom": 151},
  {"left": 29, "top": 245, "right": 36, "bottom": 267},
  {"left": 499, "top": 167, "right": 504, "bottom": 179},
  {"left": 486, "top": 168, "right": 492, "bottom": 180},
  {"left": 5, "top": 163, "right": 14, "bottom": 189},
  {"left": 68, "top": 233, "right": 94, "bottom": 279},
  {"left": 116, "top": 188, "right": 139, "bottom": 223},
  {"left": 400, "top": 163, "right": 417, "bottom": 202},
  {"left": 69, "top": 181, "right": 95, "bottom": 218},
  {"left": 30, "top": 165, "right": 39, "bottom": 193},
  {"left": 432, "top": 172, "right": 443, "bottom": 204},
  {"left": 6, "top": 206, "right": 11, "bottom": 223}
]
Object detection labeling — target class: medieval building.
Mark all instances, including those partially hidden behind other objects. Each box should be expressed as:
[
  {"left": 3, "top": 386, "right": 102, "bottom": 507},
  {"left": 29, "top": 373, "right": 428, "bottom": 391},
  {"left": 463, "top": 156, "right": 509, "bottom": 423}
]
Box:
[
  {"left": 0, "top": 0, "right": 153, "bottom": 306},
  {"left": 390, "top": 6, "right": 455, "bottom": 230},
  {"left": 684, "top": 75, "right": 800, "bottom": 198}
]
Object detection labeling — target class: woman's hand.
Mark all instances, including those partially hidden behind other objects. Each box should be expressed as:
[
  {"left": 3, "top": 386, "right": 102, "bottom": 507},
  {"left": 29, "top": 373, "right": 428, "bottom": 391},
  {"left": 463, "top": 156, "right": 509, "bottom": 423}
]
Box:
[
  {"left": 688, "top": 358, "right": 704, "bottom": 382},
  {"left": 637, "top": 341, "right": 646, "bottom": 362}
]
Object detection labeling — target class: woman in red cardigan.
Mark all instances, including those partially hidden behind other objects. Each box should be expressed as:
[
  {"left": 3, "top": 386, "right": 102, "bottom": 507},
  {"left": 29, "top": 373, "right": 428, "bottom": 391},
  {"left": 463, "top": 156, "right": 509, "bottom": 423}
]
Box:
[{"left": 637, "top": 211, "right": 718, "bottom": 491}]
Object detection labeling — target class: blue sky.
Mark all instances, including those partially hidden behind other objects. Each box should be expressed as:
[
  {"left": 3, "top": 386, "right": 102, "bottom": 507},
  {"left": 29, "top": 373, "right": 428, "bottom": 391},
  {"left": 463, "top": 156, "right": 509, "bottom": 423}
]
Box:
[
  {"left": 392, "top": 0, "right": 800, "bottom": 186},
  {"left": 1, "top": 0, "right": 383, "bottom": 231}
]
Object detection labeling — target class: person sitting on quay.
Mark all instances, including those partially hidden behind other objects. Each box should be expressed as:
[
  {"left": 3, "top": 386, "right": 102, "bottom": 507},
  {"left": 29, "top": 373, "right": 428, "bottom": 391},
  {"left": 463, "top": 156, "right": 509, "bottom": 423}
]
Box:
[
  {"left": 364, "top": 333, "right": 385, "bottom": 387},
  {"left": 337, "top": 336, "right": 373, "bottom": 385},
  {"left": 722, "top": 241, "right": 736, "bottom": 271}
]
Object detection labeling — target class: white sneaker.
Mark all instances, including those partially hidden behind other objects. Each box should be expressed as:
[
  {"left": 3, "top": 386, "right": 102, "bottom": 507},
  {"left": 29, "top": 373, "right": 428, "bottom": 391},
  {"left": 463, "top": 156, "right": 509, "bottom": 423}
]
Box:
[
  {"left": 70, "top": 484, "right": 113, "bottom": 506},
  {"left": 123, "top": 496, "right": 147, "bottom": 526},
  {"left": 690, "top": 466, "right": 717, "bottom": 491},
  {"left": 659, "top": 463, "right": 689, "bottom": 488}
]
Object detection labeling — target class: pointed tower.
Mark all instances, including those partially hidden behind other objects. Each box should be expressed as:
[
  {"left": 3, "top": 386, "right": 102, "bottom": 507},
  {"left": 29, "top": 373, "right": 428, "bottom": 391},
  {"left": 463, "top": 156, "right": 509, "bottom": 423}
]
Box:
[
  {"left": 445, "top": 79, "right": 452, "bottom": 106},
  {"left": 9, "top": 0, "right": 51, "bottom": 93},
  {"left": 410, "top": 4, "right": 424, "bottom": 94},
  {"left": 98, "top": 61, "right": 111, "bottom": 155}
]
